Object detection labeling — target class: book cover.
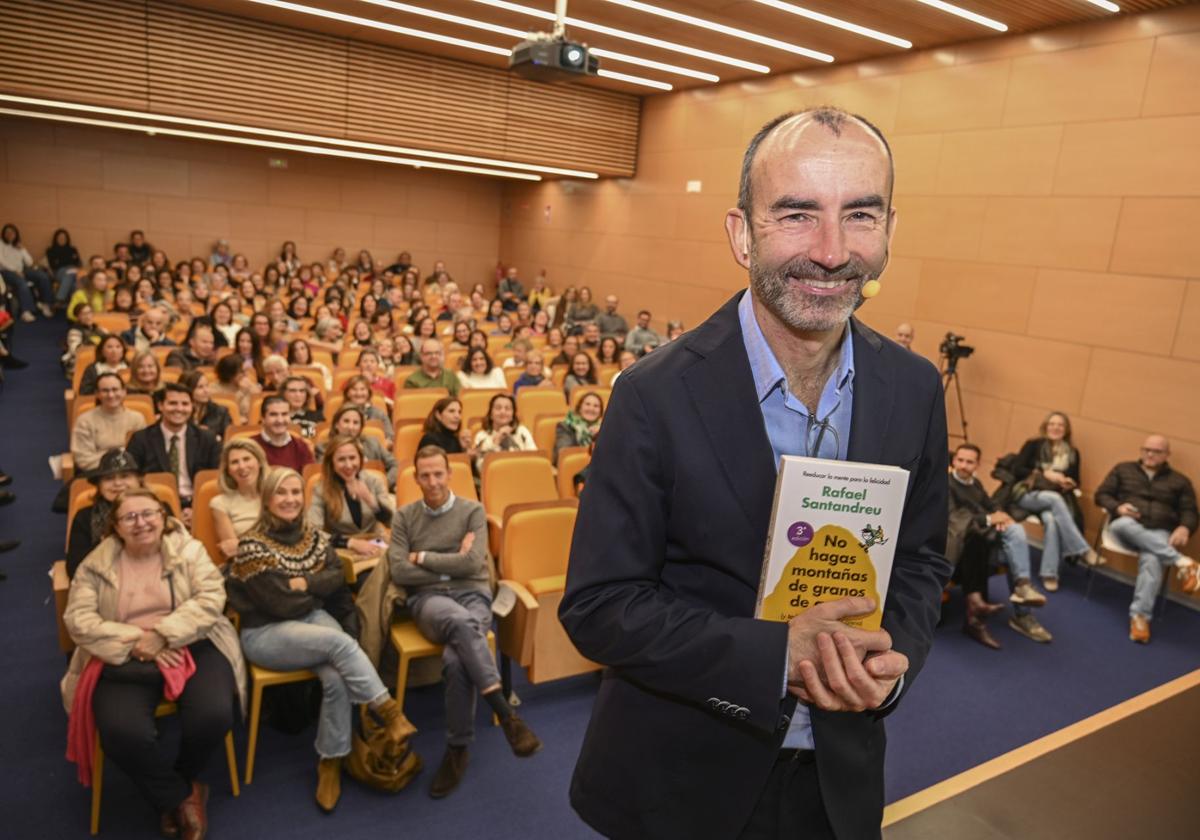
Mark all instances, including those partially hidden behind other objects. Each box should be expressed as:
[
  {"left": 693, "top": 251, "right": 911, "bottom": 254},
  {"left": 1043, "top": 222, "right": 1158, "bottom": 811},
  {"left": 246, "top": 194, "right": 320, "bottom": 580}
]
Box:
[{"left": 755, "top": 456, "right": 911, "bottom": 631}]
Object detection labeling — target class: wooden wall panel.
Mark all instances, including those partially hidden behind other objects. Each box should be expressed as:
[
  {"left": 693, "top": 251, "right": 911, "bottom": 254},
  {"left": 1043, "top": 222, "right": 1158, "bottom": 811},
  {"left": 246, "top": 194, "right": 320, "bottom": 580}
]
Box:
[{"left": 0, "top": 0, "right": 639, "bottom": 177}]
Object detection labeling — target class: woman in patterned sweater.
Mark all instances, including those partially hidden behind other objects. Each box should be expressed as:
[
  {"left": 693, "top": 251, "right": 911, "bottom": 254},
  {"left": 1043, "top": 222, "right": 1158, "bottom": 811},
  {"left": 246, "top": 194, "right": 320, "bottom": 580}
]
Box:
[{"left": 226, "top": 466, "right": 414, "bottom": 813}]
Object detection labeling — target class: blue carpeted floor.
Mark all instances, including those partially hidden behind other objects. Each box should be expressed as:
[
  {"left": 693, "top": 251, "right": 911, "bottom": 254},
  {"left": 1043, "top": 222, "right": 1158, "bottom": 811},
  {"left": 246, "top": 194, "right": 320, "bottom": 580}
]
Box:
[{"left": 2, "top": 316, "right": 1197, "bottom": 838}]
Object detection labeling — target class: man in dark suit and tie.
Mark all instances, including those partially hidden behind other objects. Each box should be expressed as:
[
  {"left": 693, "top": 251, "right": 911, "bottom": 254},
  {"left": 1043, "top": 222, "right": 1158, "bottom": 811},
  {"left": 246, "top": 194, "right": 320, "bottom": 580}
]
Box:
[
  {"left": 127, "top": 382, "right": 221, "bottom": 516},
  {"left": 559, "top": 107, "right": 951, "bottom": 839}
]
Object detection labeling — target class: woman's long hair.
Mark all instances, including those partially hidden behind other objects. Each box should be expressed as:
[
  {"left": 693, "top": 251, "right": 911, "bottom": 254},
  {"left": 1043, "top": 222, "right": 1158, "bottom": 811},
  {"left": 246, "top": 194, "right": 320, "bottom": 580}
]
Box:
[
  {"left": 252, "top": 466, "right": 305, "bottom": 533},
  {"left": 423, "top": 397, "right": 461, "bottom": 435},
  {"left": 319, "top": 434, "right": 363, "bottom": 528}
]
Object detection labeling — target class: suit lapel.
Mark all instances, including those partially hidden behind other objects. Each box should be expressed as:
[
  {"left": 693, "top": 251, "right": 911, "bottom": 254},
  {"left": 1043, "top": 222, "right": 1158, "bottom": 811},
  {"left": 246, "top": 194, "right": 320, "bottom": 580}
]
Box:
[
  {"left": 846, "top": 318, "right": 893, "bottom": 465},
  {"left": 682, "top": 294, "right": 777, "bottom": 533}
]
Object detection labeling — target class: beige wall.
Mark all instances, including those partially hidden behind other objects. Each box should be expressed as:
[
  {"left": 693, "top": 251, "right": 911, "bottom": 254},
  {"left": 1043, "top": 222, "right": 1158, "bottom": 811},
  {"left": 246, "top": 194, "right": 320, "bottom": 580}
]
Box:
[
  {"left": 500, "top": 5, "right": 1200, "bottom": 562},
  {"left": 0, "top": 118, "right": 503, "bottom": 282}
]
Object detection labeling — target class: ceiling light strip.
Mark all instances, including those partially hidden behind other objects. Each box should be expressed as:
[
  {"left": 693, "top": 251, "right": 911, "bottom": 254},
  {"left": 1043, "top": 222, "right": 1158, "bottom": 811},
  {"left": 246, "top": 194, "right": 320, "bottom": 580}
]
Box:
[
  {"left": 0, "top": 93, "right": 598, "bottom": 178},
  {"left": 1082, "top": 0, "right": 1120, "bottom": 12},
  {"left": 352, "top": 0, "right": 717, "bottom": 80},
  {"left": 597, "top": 69, "right": 672, "bottom": 91},
  {"left": 751, "top": 0, "right": 911, "bottom": 48},
  {"left": 467, "top": 0, "right": 769, "bottom": 73},
  {"left": 0, "top": 107, "right": 542, "bottom": 180},
  {"left": 599, "top": 0, "right": 834, "bottom": 62},
  {"left": 244, "top": 0, "right": 510, "bottom": 53},
  {"left": 907, "top": 0, "right": 1008, "bottom": 32}
]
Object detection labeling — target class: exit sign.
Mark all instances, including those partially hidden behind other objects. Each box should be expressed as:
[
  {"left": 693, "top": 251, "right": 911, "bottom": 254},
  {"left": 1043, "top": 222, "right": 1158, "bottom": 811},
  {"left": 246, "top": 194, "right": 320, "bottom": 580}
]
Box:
[{"left": 268, "top": 157, "right": 288, "bottom": 169}]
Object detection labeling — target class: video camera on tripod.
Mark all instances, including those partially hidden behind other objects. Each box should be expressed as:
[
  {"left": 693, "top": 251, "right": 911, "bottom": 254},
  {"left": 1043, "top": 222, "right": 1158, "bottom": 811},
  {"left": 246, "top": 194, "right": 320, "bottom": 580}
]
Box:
[{"left": 938, "top": 332, "right": 974, "bottom": 373}]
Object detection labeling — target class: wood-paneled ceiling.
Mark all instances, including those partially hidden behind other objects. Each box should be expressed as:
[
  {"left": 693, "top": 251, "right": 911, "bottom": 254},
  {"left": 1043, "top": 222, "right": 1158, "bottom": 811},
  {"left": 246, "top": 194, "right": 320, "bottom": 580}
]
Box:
[{"left": 174, "top": 0, "right": 1195, "bottom": 93}]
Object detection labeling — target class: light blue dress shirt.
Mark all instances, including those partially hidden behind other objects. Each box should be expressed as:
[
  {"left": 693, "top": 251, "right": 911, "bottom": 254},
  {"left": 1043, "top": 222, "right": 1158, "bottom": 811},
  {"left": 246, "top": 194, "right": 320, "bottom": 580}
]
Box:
[{"left": 737, "top": 290, "right": 855, "bottom": 750}]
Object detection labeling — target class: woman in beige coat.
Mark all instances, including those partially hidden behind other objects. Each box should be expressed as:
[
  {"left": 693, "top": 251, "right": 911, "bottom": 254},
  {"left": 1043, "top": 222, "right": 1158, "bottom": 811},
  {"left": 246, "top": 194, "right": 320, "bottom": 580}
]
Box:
[{"left": 63, "top": 488, "right": 246, "bottom": 839}]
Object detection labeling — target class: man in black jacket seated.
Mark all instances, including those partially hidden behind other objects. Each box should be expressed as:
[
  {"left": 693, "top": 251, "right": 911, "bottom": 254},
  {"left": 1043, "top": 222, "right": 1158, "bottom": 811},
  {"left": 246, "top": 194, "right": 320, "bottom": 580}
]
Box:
[
  {"left": 948, "top": 443, "right": 1051, "bottom": 648},
  {"left": 1094, "top": 435, "right": 1200, "bottom": 644},
  {"left": 127, "top": 382, "right": 221, "bottom": 519}
]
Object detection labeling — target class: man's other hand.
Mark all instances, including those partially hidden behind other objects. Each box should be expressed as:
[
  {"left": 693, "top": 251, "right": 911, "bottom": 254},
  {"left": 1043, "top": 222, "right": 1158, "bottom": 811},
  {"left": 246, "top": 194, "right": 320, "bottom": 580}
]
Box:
[{"left": 785, "top": 597, "right": 891, "bottom": 685}]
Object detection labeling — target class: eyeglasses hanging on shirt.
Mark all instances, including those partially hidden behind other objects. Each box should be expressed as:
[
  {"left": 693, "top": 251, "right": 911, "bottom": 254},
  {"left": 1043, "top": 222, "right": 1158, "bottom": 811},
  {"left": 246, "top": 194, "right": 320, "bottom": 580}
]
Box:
[{"left": 803, "top": 399, "right": 842, "bottom": 460}]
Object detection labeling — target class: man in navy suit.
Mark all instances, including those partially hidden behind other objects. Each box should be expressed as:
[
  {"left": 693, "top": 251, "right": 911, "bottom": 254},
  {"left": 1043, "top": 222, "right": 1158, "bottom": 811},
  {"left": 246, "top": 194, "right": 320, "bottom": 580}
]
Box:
[
  {"left": 126, "top": 382, "right": 221, "bottom": 514},
  {"left": 560, "top": 108, "right": 951, "bottom": 839}
]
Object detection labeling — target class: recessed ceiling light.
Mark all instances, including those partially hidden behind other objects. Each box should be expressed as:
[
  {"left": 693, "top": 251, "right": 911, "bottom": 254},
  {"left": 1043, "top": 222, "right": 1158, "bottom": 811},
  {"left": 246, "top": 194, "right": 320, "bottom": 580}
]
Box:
[
  {"left": 0, "top": 94, "right": 597, "bottom": 177},
  {"left": 750, "top": 0, "right": 912, "bottom": 49},
  {"left": 598, "top": 69, "right": 672, "bottom": 91},
  {"left": 1082, "top": 0, "right": 1120, "bottom": 12},
  {"left": 0, "top": 106, "right": 543, "bottom": 180},
  {"left": 467, "top": 0, "right": 770, "bottom": 73},
  {"left": 908, "top": 0, "right": 1008, "bottom": 32},
  {"left": 599, "top": 0, "right": 834, "bottom": 61}
]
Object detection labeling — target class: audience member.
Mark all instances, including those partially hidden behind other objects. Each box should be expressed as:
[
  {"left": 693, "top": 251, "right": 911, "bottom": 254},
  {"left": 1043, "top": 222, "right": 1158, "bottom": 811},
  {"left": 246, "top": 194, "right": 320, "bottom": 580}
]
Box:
[
  {"left": 166, "top": 322, "right": 217, "bottom": 370},
  {"left": 405, "top": 339, "right": 461, "bottom": 396},
  {"left": 1094, "top": 435, "right": 1200, "bottom": 643},
  {"left": 342, "top": 376, "right": 394, "bottom": 443},
  {"left": 126, "top": 350, "right": 165, "bottom": 396},
  {"left": 127, "top": 382, "right": 222, "bottom": 508},
  {"left": 68, "top": 268, "right": 110, "bottom": 322},
  {"left": 121, "top": 305, "right": 174, "bottom": 353},
  {"left": 280, "top": 375, "right": 324, "bottom": 438},
  {"left": 1010, "top": 411, "right": 1098, "bottom": 592},
  {"left": 418, "top": 397, "right": 472, "bottom": 458},
  {"left": 387, "top": 446, "right": 541, "bottom": 798},
  {"left": 0, "top": 222, "right": 54, "bottom": 320},
  {"left": 568, "top": 286, "right": 598, "bottom": 325},
  {"left": 497, "top": 267, "right": 525, "bottom": 310},
  {"left": 127, "top": 229, "right": 154, "bottom": 263},
  {"left": 580, "top": 322, "right": 601, "bottom": 353},
  {"left": 252, "top": 396, "right": 315, "bottom": 472},
  {"left": 261, "top": 354, "right": 290, "bottom": 391},
  {"left": 178, "top": 369, "right": 233, "bottom": 442},
  {"left": 227, "top": 467, "right": 414, "bottom": 812},
  {"left": 288, "top": 337, "right": 333, "bottom": 390},
  {"left": 65, "top": 449, "right": 142, "bottom": 577},
  {"left": 596, "top": 337, "right": 620, "bottom": 366},
  {"left": 211, "top": 438, "right": 267, "bottom": 561},
  {"left": 47, "top": 228, "right": 83, "bottom": 306},
  {"left": 595, "top": 295, "right": 628, "bottom": 340},
  {"left": 317, "top": 405, "right": 397, "bottom": 486},
  {"left": 472, "top": 394, "right": 535, "bottom": 470},
  {"left": 307, "top": 435, "right": 393, "bottom": 563},
  {"left": 563, "top": 352, "right": 598, "bottom": 399},
  {"left": 948, "top": 443, "right": 1050, "bottom": 648},
  {"left": 553, "top": 391, "right": 604, "bottom": 464},
  {"left": 457, "top": 348, "right": 507, "bottom": 390},
  {"left": 357, "top": 348, "right": 395, "bottom": 402},
  {"left": 71, "top": 373, "right": 148, "bottom": 473},
  {"left": 550, "top": 334, "right": 580, "bottom": 367},
  {"left": 502, "top": 338, "right": 531, "bottom": 369},
  {"left": 624, "top": 309, "right": 660, "bottom": 355},
  {"left": 512, "top": 351, "right": 551, "bottom": 395},
  {"left": 212, "top": 354, "right": 259, "bottom": 423},
  {"left": 896, "top": 322, "right": 914, "bottom": 350},
  {"left": 63, "top": 487, "right": 244, "bottom": 839},
  {"left": 77, "top": 335, "right": 129, "bottom": 396}
]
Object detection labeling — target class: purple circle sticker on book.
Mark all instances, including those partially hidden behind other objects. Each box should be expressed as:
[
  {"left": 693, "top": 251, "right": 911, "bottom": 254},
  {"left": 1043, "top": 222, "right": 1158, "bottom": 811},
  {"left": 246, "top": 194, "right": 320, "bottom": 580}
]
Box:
[{"left": 787, "top": 521, "right": 814, "bottom": 548}]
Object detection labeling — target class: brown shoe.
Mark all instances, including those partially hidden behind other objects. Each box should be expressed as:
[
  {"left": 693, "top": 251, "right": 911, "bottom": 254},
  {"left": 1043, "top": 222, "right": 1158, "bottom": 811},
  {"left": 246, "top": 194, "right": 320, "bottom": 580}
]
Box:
[
  {"left": 500, "top": 713, "right": 542, "bottom": 757},
  {"left": 1009, "top": 580, "right": 1046, "bottom": 607},
  {"left": 1177, "top": 560, "right": 1200, "bottom": 595},
  {"left": 1130, "top": 615, "right": 1151, "bottom": 644},
  {"left": 963, "top": 620, "right": 1001, "bottom": 650},
  {"left": 966, "top": 592, "right": 1006, "bottom": 619},
  {"left": 429, "top": 746, "right": 469, "bottom": 799},
  {"left": 1041, "top": 577, "right": 1059, "bottom": 592},
  {"left": 1008, "top": 614, "right": 1053, "bottom": 643},
  {"left": 374, "top": 698, "right": 418, "bottom": 746},
  {"left": 159, "top": 808, "right": 180, "bottom": 839},
  {"left": 315, "top": 757, "right": 342, "bottom": 813},
  {"left": 176, "top": 781, "right": 208, "bottom": 840}
]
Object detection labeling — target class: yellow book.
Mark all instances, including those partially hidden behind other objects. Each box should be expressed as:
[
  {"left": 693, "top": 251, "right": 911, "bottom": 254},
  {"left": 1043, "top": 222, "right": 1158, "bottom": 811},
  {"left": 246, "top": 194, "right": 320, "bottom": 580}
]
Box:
[{"left": 755, "top": 456, "right": 910, "bottom": 631}]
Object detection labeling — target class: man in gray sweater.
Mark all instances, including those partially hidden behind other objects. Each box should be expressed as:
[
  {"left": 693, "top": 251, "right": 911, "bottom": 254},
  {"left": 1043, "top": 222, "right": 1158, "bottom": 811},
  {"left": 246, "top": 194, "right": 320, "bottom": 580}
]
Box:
[{"left": 388, "top": 445, "right": 542, "bottom": 798}]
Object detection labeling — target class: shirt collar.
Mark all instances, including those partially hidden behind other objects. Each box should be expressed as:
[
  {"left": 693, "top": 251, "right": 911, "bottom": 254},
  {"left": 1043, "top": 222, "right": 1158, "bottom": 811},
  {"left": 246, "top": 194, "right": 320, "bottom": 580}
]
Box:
[
  {"left": 422, "top": 491, "right": 456, "bottom": 517},
  {"left": 737, "top": 289, "right": 855, "bottom": 405}
]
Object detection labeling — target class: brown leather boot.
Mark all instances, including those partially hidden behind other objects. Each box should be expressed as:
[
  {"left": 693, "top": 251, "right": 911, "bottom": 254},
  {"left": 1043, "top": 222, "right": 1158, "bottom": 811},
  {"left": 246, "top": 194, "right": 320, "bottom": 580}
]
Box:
[
  {"left": 176, "top": 782, "right": 208, "bottom": 840},
  {"left": 963, "top": 619, "right": 1001, "bottom": 650},
  {"left": 500, "top": 713, "right": 543, "bottom": 757},
  {"left": 429, "top": 745, "right": 469, "bottom": 799},
  {"left": 316, "top": 757, "right": 343, "bottom": 813},
  {"left": 374, "top": 698, "right": 418, "bottom": 746}
]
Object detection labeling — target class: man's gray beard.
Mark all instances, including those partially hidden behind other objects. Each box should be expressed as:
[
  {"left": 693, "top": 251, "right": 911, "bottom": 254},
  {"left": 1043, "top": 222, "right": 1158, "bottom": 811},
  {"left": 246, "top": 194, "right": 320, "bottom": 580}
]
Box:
[{"left": 749, "top": 252, "right": 880, "bottom": 332}]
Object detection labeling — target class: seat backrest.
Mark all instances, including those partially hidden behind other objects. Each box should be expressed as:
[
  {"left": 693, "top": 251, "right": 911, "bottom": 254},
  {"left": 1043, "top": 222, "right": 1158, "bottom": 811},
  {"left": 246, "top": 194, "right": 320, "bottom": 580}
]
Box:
[
  {"left": 532, "top": 413, "right": 567, "bottom": 459},
  {"left": 190, "top": 478, "right": 223, "bottom": 565},
  {"left": 556, "top": 447, "right": 591, "bottom": 499},
  {"left": 516, "top": 388, "right": 567, "bottom": 425},
  {"left": 394, "top": 389, "right": 449, "bottom": 425},
  {"left": 500, "top": 500, "right": 578, "bottom": 582},
  {"left": 393, "top": 422, "right": 426, "bottom": 464},
  {"left": 209, "top": 393, "right": 243, "bottom": 425},
  {"left": 481, "top": 453, "right": 556, "bottom": 521},
  {"left": 395, "top": 459, "right": 477, "bottom": 507},
  {"left": 460, "top": 389, "right": 504, "bottom": 428},
  {"left": 143, "top": 472, "right": 183, "bottom": 517}
]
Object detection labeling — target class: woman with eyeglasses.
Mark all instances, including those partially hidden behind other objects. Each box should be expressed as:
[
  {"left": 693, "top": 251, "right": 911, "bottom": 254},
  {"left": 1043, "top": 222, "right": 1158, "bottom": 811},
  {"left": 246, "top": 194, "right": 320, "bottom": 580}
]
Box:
[{"left": 63, "top": 487, "right": 246, "bottom": 838}]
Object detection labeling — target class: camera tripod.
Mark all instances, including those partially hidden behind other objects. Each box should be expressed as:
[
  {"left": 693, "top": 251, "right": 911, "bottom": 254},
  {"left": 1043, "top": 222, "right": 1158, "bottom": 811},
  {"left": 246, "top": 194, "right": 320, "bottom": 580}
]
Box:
[{"left": 940, "top": 356, "right": 969, "bottom": 442}]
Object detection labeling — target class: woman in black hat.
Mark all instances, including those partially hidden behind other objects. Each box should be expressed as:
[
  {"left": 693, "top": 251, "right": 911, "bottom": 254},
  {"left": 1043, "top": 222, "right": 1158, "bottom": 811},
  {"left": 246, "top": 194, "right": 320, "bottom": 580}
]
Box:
[{"left": 66, "top": 448, "right": 142, "bottom": 577}]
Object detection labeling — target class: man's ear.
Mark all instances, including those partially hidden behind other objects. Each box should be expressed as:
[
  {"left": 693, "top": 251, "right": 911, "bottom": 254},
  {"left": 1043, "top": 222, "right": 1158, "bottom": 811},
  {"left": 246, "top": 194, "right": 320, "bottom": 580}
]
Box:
[{"left": 725, "top": 209, "right": 752, "bottom": 270}]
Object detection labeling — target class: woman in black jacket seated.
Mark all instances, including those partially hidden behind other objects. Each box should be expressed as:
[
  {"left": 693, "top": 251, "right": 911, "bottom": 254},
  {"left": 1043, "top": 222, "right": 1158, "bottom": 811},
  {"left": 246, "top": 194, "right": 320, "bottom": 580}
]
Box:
[
  {"left": 226, "top": 467, "right": 414, "bottom": 813},
  {"left": 1011, "top": 411, "right": 1098, "bottom": 592},
  {"left": 417, "top": 396, "right": 475, "bottom": 459},
  {"left": 66, "top": 448, "right": 142, "bottom": 577},
  {"left": 78, "top": 335, "right": 129, "bottom": 397}
]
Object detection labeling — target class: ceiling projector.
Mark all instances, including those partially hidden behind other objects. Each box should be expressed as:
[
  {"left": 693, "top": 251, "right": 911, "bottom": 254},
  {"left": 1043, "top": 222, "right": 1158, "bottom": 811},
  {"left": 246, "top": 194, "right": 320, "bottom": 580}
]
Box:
[{"left": 510, "top": 34, "right": 599, "bottom": 82}]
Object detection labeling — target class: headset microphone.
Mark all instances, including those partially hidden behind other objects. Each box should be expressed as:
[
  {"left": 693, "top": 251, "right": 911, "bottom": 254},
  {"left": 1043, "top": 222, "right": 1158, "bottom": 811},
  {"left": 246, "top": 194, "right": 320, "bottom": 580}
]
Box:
[{"left": 861, "top": 279, "right": 881, "bottom": 299}]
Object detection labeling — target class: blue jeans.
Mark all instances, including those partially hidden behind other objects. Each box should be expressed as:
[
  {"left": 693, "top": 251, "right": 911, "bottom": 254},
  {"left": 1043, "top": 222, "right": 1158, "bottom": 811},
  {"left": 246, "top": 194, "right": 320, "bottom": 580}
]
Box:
[
  {"left": 1, "top": 267, "right": 53, "bottom": 313},
  {"left": 998, "top": 524, "right": 1034, "bottom": 617},
  {"left": 409, "top": 588, "right": 498, "bottom": 746},
  {"left": 54, "top": 266, "right": 78, "bottom": 303},
  {"left": 1107, "top": 516, "right": 1182, "bottom": 620},
  {"left": 1016, "top": 490, "right": 1089, "bottom": 579},
  {"left": 240, "top": 609, "right": 389, "bottom": 758}
]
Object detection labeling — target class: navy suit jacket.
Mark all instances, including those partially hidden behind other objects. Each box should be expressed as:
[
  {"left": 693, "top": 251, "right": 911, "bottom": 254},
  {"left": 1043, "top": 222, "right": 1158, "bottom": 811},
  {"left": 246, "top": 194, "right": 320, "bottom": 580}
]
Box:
[
  {"left": 559, "top": 292, "right": 951, "bottom": 839},
  {"left": 126, "top": 423, "right": 221, "bottom": 494}
]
